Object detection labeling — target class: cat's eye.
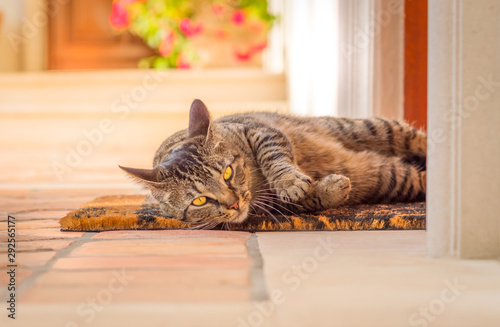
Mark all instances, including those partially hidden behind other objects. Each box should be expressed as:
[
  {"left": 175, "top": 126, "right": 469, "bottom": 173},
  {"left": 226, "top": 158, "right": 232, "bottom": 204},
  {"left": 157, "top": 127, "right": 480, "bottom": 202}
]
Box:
[
  {"left": 223, "top": 166, "right": 233, "bottom": 181},
  {"left": 192, "top": 196, "right": 207, "bottom": 206}
]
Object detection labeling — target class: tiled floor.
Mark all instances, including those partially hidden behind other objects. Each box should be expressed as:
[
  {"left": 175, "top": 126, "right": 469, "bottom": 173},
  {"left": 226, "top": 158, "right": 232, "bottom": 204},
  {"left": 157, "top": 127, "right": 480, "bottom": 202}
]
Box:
[
  {"left": 0, "top": 189, "right": 259, "bottom": 327},
  {"left": 2, "top": 190, "right": 500, "bottom": 327},
  {"left": 1, "top": 71, "right": 499, "bottom": 326}
]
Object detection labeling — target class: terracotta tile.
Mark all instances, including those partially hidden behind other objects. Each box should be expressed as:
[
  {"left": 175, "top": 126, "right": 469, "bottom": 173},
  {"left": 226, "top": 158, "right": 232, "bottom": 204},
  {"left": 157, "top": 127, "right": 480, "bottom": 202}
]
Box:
[
  {"left": 0, "top": 219, "right": 60, "bottom": 230},
  {"left": 0, "top": 189, "right": 140, "bottom": 213},
  {"left": 7, "top": 211, "right": 70, "bottom": 221},
  {"left": 0, "top": 269, "right": 32, "bottom": 285},
  {"left": 70, "top": 240, "right": 247, "bottom": 257},
  {"left": 0, "top": 240, "right": 74, "bottom": 253},
  {"left": 36, "top": 269, "right": 250, "bottom": 287},
  {"left": 0, "top": 251, "right": 56, "bottom": 268},
  {"left": 0, "top": 228, "right": 84, "bottom": 242},
  {"left": 20, "top": 285, "right": 251, "bottom": 303},
  {"left": 92, "top": 230, "right": 251, "bottom": 240},
  {"left": 0, "top": 198, "right": 79, "bottom": 213},
  {"left": 52, "top": 256, "right": 251, "bottom": 270}
]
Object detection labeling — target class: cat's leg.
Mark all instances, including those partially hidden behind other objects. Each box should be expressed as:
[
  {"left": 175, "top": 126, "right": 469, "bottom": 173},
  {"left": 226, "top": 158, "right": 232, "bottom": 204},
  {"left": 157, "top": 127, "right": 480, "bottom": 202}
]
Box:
[
  {"left": 296, "top": 148, "right": 426, "bottom": 212},
  {"left": 343, "top": 150, "right": 427, "bottom": 205},
  {"left": 246, "top": 127, "right": 312, "bottom": 203},
  {"left": 324, "top": 117, "right": 427, "bottom": 170}
]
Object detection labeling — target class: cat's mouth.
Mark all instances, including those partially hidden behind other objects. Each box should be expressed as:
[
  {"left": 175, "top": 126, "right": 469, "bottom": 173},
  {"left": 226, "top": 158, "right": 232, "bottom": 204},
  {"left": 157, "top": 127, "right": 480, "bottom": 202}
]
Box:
[{"left": 229, "top": 205, "right": 250, "bottom": 223}]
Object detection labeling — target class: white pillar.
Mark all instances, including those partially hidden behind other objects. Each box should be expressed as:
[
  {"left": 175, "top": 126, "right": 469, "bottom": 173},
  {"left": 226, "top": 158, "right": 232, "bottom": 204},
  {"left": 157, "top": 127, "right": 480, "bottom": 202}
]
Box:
[{"left": 427, "top": 0, "right": 500, "bottom": 259}]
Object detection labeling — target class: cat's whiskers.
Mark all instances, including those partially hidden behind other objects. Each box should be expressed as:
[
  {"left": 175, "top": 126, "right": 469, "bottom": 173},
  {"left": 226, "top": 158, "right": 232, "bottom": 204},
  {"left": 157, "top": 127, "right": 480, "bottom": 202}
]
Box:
[
  {"left": 249, "top": 175, "right": 271, "bottom": 188},
  {"left": 212, "top": 220, "right": 221, "bottom": 230},
  {"left": 252, "top": 193, "right": 303, "bottom": 208},
  {"left": 251, "top": 201, "right": 282, "bottom": 225},
  {"left": 253, "top": 198, "right": 291, "bottom": 223},
  {"left": 249, "top": 206, "right": 259, "bottom": 217},
  {"left": 255, "top": 185, "right": 306, "bottom": 195},
  {"left": 254, "top": 192, "right": 304, "bottom": 208},
  {"left": 190, "top": 219, "right": 219, "bottom": 230},
  {"left": 249, "top": 182, "right": 271, "bottom": 194},
  {"left": 255, "top": 195, "right": 296, "bottom": 219},
  {"left": 189, "top": 221, "right": 211, "bottom": 230},
  {"left": 250, "top": 177, "right": 304, "bottom": 193},
  {"left": 256, "top": 178, "right": 302, "bottom": 186},
  {"left": 201, "top": 220, "right": 219, "bottom": 230},
  {"left": 251, "top": 202, "right": 279, "bottom": 225}
]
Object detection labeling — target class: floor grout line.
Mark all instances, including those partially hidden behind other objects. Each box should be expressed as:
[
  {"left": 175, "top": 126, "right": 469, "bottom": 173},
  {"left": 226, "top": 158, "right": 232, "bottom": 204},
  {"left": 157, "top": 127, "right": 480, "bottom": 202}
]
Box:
[
  {"left": 246, "top": 234, "right": 269, "bottom": 301},
  {"left": 0, "top": 232, "right": 97, "bottom": 303}
]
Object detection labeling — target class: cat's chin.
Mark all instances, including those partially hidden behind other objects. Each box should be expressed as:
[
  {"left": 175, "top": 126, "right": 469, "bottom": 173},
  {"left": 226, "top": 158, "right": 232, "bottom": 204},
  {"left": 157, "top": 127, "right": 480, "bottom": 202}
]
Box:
[{"left": 229, "top": 205, "right": 250, "bottom": 224}]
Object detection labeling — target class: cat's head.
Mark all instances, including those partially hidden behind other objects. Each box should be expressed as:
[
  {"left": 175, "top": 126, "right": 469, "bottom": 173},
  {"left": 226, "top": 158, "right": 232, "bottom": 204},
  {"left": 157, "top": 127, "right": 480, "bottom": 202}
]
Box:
[{"left": 119, "top": 99, "right": 252, "bottom": 225}]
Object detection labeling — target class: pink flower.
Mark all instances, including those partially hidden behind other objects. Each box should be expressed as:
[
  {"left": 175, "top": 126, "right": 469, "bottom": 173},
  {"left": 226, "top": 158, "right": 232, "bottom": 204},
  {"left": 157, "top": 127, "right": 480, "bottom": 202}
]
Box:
[
  {"left": 179, "top": 18, "right": 203, "bottom": 38},
  {"left": 121, "top": 0, "right": 145, "bottom": 4},
  {"left": 234, "top": 41, "right": 268, "bottom": 61},
  {"left": 211, "top": 3, "right": 226, "bottom": 17},
  {"left": 159, "top": 32, "right": 176, "bottom": 57},
  {"left": 252, "top": 41, "right": 267, "bottom": 52},
  {"left": 231, "top": 10, "right": 246, "bottom": 25},
  {"left": 234, "top": 48, "right": 253, "bottom": 61},
  {"left": 176, "top": 53, "right": 191, "bottom": 69},
  {"left": 109, "top": 1, "right": 130, "bottom": 30}
]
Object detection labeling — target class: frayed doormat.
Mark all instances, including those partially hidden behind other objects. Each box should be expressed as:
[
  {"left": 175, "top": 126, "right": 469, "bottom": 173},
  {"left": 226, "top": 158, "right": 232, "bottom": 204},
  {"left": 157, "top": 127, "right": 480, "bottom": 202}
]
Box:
[{"left": 59, "top": 195, "right": 425, "bottom": 232}]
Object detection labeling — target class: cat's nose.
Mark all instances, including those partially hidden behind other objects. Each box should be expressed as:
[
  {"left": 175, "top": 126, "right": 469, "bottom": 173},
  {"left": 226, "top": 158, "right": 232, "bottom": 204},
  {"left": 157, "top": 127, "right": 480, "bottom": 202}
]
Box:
[{"left": 229, "top": 201, "right": 239, "bottom": 210}]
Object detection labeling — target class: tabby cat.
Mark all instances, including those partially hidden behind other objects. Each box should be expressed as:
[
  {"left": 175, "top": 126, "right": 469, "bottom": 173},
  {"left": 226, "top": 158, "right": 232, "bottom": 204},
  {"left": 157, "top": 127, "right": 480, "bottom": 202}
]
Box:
[{"left": 120, "top": 99, "right": 426, "bottom": 228}]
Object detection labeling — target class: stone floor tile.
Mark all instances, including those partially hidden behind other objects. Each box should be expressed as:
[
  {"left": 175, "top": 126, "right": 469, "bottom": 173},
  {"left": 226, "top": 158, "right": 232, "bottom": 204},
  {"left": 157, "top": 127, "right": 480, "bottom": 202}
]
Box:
[
  {"left": 20, "top": 285, "right": 251, "bottom": 303},
  {"left": 92, "top": 230, "right": 250, "bottom": 240},
  {"left": 70, "top": 240, "right": 247, "bottom": 256},
  {"left": 0, "top": 268, "right": 32, "bottom": 285},
  {"left": 0, "top": 189, "right": 141, "bottom": 213},
  {"left": 36, "top": 269, "right": 250, "bottom": 287},
  {"left": 0, "top": 251, "right": 56, "bottom": 268},
  {"left": 3, "top": 211, "right": 70, "bottom": 221},
  {"left": 0, "top": 228, "right": 84, "bottom": 242},
  {"left": 0, "top": 219, "right": 60, "bottom": 230},
  {"left": 0, "top": 240, "right": 74, "bottom": 253},
  {"left": 52, "top": 255, "right": 251, "bottom": 270}
]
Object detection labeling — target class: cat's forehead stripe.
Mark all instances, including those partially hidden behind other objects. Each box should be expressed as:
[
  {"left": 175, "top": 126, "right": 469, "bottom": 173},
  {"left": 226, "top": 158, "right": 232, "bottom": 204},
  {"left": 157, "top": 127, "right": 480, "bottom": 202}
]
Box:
[
  {"left": 165, "top": 153, "right": 216, "bottom": 184},
  {"left": 166, "top": 143, "right": 226, "bottom": 178}
]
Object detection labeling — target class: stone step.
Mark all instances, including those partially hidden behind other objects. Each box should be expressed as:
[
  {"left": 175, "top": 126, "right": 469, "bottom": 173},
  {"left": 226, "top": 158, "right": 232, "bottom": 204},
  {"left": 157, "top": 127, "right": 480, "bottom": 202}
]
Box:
[
  {"left": 0, "top": 69, "right": 287, "bottom": 114},
  {"left": 0, "top": 69, "right": 288, "bottom": 188}
]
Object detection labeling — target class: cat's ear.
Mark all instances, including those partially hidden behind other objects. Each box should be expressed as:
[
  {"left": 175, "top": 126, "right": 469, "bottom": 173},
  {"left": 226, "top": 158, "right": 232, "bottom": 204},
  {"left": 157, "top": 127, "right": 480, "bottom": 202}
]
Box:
[
  {"left": 119, "top": 165, "right": 164, "bottom": 184},
  {"left": 188, "top": 99, "right": 211, "bottom": 139}
]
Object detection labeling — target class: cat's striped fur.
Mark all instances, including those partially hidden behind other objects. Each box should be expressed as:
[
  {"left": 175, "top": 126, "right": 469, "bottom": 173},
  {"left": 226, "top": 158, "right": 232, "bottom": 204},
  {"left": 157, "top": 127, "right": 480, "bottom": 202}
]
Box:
[{"left": 120, "top": 99, "right": 426, "bottom": 226}]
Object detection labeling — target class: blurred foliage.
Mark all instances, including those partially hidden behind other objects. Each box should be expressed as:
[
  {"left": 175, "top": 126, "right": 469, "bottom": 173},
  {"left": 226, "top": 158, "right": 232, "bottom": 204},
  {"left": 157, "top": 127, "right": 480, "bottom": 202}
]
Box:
[{"left": 110, "top": 0, "right": 277, "bottom": 69}]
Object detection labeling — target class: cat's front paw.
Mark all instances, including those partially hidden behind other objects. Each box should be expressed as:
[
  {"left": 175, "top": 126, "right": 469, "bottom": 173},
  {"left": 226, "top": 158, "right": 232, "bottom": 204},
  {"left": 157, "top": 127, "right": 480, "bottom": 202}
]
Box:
[
  {"left": 274, "top": 172, "right": 312, "bottom": 202},
  {"left": 315, "top": 174, "right": 351, "bottom": 207}
]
